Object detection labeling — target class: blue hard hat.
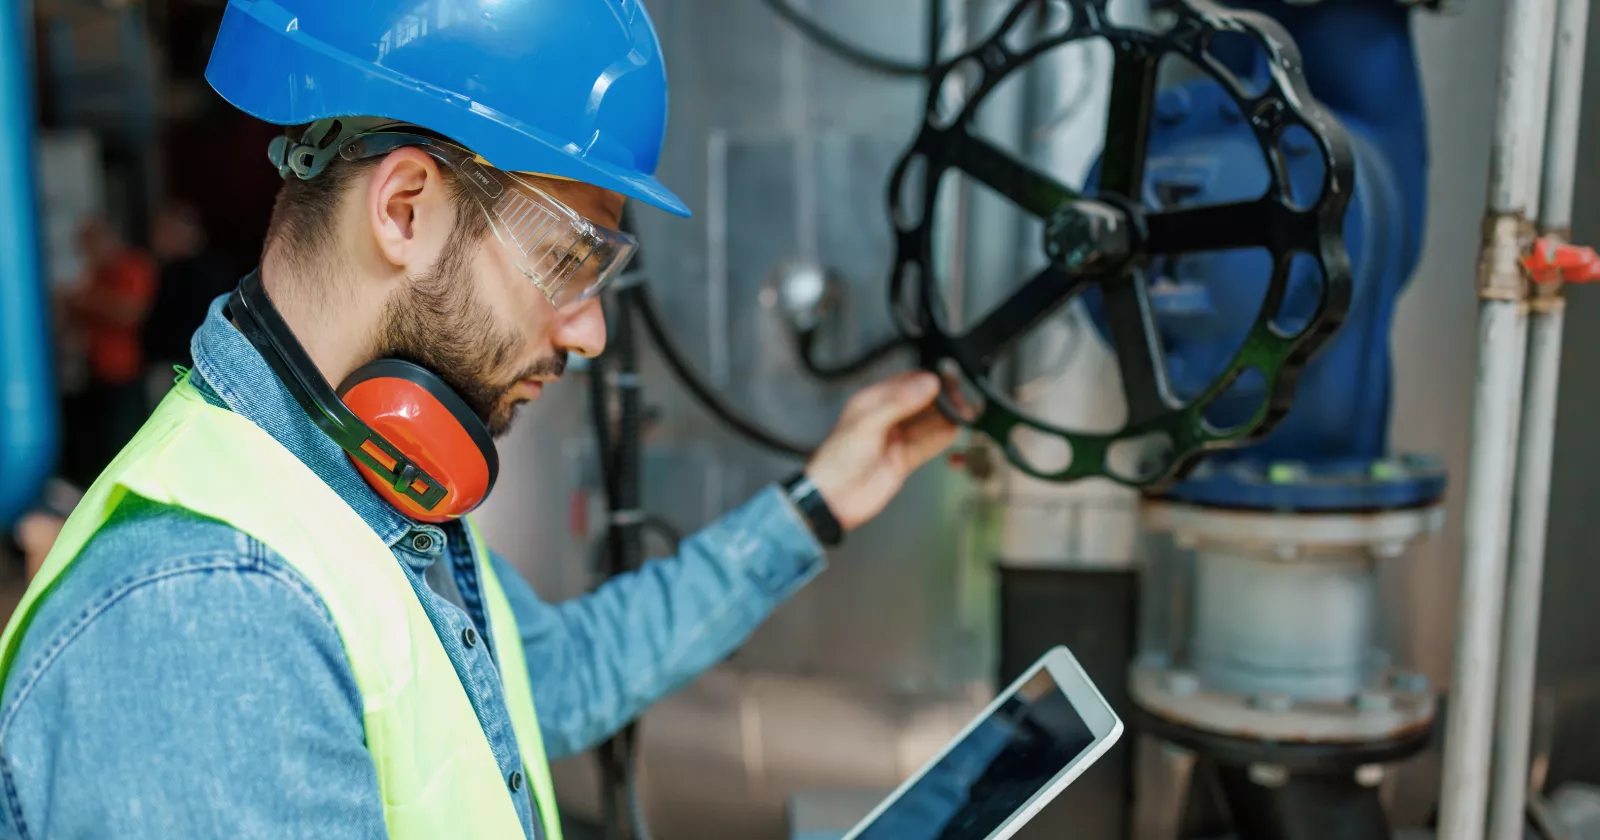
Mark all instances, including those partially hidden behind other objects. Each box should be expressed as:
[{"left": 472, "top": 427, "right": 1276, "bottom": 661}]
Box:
[{"left": 204, "top": 0, "right": 690, "bottom": 217}]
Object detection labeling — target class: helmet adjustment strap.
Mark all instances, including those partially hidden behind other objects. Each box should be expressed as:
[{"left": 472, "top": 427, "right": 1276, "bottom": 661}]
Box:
[{"left": 267, "top": 116, "right": 397, "bottom": 180}]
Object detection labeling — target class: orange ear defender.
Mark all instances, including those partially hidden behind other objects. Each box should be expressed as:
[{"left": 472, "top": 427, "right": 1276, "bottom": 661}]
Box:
[{"left": 227, "top": 270, "right": 499, "bottom": 522}]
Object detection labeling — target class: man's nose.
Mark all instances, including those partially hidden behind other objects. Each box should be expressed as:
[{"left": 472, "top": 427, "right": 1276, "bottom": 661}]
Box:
[{"left": 554, "top": 297, "right": 607, "bottom": 359}]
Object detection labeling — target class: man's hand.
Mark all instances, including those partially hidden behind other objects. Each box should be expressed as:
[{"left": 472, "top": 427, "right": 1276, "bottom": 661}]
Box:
[{"left": 804, "top": 370, "right": 960, "bottom": 532}]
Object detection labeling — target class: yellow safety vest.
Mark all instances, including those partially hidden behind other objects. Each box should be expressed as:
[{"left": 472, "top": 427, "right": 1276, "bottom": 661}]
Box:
[{"left": 0, "top": 377, "right": 564, "bottom": 840}]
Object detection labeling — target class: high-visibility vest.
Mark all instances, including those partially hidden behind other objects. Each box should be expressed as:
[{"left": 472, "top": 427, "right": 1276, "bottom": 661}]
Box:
[{"left": 0, "top": 377, "right": 565, "bottom": 840}]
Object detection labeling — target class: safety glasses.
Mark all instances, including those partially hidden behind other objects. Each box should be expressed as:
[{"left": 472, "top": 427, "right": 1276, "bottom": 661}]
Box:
[{"left": 339, "top": 130, "right": 637, "bottom": 310}]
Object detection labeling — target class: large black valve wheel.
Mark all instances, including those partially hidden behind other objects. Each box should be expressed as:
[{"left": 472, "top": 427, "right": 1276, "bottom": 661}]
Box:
[{"left": 888, "top": 0, "right": 1356, "bottom": 490}]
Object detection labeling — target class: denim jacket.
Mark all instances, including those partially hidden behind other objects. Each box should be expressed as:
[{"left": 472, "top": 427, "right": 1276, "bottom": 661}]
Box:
[{"left": 0, "top": 296, "right": 827, "bottom": 840}]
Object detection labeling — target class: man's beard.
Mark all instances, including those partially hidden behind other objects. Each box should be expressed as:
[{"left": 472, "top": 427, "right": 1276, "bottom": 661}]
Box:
[{"left": 376, "top": 229, "right": 566, "bottom": 438}]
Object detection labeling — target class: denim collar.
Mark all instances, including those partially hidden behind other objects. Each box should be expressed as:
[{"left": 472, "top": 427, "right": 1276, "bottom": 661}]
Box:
[{"left": 188, "top": 293, "right": 415, "bottom": 547}]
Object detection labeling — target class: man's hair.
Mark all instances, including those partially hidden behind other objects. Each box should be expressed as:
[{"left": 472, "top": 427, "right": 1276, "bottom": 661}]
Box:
[{"left": 263, "top": 125, "right": 490, "bottom": 271}]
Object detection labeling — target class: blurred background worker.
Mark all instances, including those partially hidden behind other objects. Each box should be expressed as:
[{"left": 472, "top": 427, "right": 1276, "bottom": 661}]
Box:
[
  {"left": 0, "top": 2, "right": 957, "bottom": 839},
  {"left": 55, "top": 216, "right": 157, "bottom": 485},
  {"left": 141, "top": 198, "right": 238, "bottom": 378}
]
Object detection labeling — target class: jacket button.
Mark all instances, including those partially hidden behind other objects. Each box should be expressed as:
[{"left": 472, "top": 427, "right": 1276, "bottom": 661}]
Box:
[
  {"left": 411, "top": 532, "right": 434, "bottom": 552},
  {"left": 462, "top": 627, "right": 479, "bottom": 648},
  {"left": 508, "top": 770, "right": 524, "bottom": 792}
]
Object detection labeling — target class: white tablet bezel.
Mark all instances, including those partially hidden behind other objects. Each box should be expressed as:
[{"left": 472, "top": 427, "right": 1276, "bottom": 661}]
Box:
[{"left": 839, "top": 645, "right": 1125, "bottom": 840}]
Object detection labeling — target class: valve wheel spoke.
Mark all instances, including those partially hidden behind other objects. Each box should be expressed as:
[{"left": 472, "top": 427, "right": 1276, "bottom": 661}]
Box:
[
  {"left": 1101, "top": 271, "right": 1180, "bottom": 425},
  {"left": 1145, "top": 199, "right": 1320, "bottom": 254},
  {"left": 1096, "top": 50, "right": 1159, "bottom": 204},
  {"left": 958, "top": 263, "right": 1091, "bottom": 368},
  {"left": 949, "top": 130, "right": 1081, "bottom": 219}
]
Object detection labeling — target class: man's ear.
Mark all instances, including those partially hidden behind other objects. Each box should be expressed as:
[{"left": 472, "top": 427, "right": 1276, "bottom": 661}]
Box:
[{"left": 366, "top": 147, "right": 452, "bottom": 271}]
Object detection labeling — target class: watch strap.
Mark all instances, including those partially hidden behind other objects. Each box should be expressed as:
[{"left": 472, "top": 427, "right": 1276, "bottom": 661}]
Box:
[{"left": 782, "top": 472, "right": 843, "bottom": 548}]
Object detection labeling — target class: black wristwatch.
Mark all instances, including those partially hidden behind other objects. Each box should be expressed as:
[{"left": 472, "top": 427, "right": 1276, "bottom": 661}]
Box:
[{"left": 782, "top": 472, "right": 843, "bottom": 549}]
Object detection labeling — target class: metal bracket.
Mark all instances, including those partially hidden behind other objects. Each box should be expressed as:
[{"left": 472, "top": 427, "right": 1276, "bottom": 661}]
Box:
[{"left": 887, "top": 0, "right": 1356, "bottom": 491}]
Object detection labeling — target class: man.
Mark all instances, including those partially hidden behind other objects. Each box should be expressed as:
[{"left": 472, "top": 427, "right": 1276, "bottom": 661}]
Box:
[
  {"left": 57, "top": 216, "right": 158, "bottom": 484},
  {"left": 141, "top": 199, "right": 239, "bottom": 374},
  {"left": 0, "top": 2, "right": 957, "bottom": 839}
]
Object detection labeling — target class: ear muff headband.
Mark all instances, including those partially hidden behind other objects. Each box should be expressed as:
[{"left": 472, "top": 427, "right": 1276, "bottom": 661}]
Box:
[{"left": 226, "top": 270, "right": 498, "bottom": 516}]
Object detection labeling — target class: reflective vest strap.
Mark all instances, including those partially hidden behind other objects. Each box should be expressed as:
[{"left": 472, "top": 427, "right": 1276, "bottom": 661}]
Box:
[{"left": 469, "top": 519, "right": 566, "bottom": 840}]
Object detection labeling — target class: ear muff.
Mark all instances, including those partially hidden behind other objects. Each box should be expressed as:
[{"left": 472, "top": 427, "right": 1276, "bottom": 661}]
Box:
[
  {"left": 226, "top": 270, "right": 498, "bottom": 523},
  {"left": 338, "top": 360, "right": 498, "bottom": 523}
]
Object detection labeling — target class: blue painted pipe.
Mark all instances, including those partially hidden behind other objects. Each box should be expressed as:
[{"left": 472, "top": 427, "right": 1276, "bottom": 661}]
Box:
[
  {"left": 0, "top": 0, "right": 60, "bottom": 530},
  {"left": 1083, "top": 0, "right": 1437, "bottom": 509}
]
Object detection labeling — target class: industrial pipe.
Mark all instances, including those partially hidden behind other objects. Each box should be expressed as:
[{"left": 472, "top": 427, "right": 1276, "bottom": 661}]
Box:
[
  {"left": 0, "top": 0, "right": 60, "bottom": 531},
  {"left": 1487, "top": 0, "right": 1590, "bottom": 832},
  {"left": 1436, "top": 0, "right": 1560, "bottom": 831},
  {"left": 1488, "top": 293, "right": 1563, "bottom": 840},
  {"left": 1535, "top": 0, "right": 1589, "bottom": 238},
  {"left": 1442, "top": 301, "right": 1530, "bottom": 840}
]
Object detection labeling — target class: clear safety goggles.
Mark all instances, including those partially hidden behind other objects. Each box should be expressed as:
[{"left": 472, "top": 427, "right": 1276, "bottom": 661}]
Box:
[{"left": 339, "top": 130, "right": 637, "bottom": 310}]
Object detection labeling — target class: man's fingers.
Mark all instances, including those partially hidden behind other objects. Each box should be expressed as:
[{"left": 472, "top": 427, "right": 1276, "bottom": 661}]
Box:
[
  {"left": 839, "top": 370, "right": 934, "bottom": 425},
  {"left": 938, "top": 369, "right": 981, "bottom": 422},
  {"left": 852, "top": 371, "right": 942, "bottom": 435},
  {"left": 897, "top": 407, "right": 960, "bottom": 468}
]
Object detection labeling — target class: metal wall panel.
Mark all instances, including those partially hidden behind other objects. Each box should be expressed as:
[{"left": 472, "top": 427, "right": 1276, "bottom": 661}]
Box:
[{"left": 473, "top": 2, "right": 998, "bottom": 836}]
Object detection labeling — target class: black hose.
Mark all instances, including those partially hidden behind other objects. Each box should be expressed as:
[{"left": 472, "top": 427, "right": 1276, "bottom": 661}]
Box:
[
  {"left": 760, "top": 0, "right": 931, "bottom": 78},
  {"left": 609, "top": 291, "right": 643, "bottom": 583},
  {"left": 587, "top": 353, "right": 616, "bottom": 500},
  {"left": 587, "top": 517, "right": 685, "bottom": 579},
  {"left": 587, "top": 309, "right": 628, "bottom": 839},
  {"left": 591, "top": 210, "right": 651, "bottom": 840},
  {"left": 604, "top": 283, "right": 645, "bottom": 837},
  {"left": 640, "top": 515, "right": 683, "bottom": 550},
  {"left": 627, "top": 283, "right": 817, "bottom": 459},
  {"left": 795, "top": 328, "right": 911, "bottom": 380},
  {"left": 622, "top": 725, "right": 655, "bottom": 840}
]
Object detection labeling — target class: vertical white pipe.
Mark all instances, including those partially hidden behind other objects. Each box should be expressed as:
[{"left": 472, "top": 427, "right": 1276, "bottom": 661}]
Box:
[
  {"left": 1538, "top": 0, "right": 1590, "bottom": 237},
  {"left": 1489, "top": 0, "right": 1560, "bottom": 217},
  {"left": 1488, "top": 303, "right": 1565, "bottom": 840},
  {"left": 1438, "top": 0, "right": 1558, "bottom": 828},
  {"left": 1440, "top": 301, "right": 1530, "bottom": 840},
  {"left": 1486, "top": 0, "right": 1590, "bottom": 832}
]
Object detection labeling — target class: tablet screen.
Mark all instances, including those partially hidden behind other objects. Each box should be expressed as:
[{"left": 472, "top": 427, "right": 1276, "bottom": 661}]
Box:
[{"left": 853, "top": 669, "right": 1096, "bottom": 840}]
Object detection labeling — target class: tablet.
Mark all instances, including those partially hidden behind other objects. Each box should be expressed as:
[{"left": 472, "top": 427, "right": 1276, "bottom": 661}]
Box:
[{"left": 841, "top": 646, "right": 1123, "bottom": 840}]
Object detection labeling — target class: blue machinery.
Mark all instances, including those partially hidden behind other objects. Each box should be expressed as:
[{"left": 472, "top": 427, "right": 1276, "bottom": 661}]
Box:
[
  {"left": 0, "top": 0, "right": 59, "bottom": 533},
  {"left": 1118, "top": 1, "right": 1447, "bottom": 836},
  {"left": 1124, "top": 1, "right": 1448, "bottom": 837}
]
